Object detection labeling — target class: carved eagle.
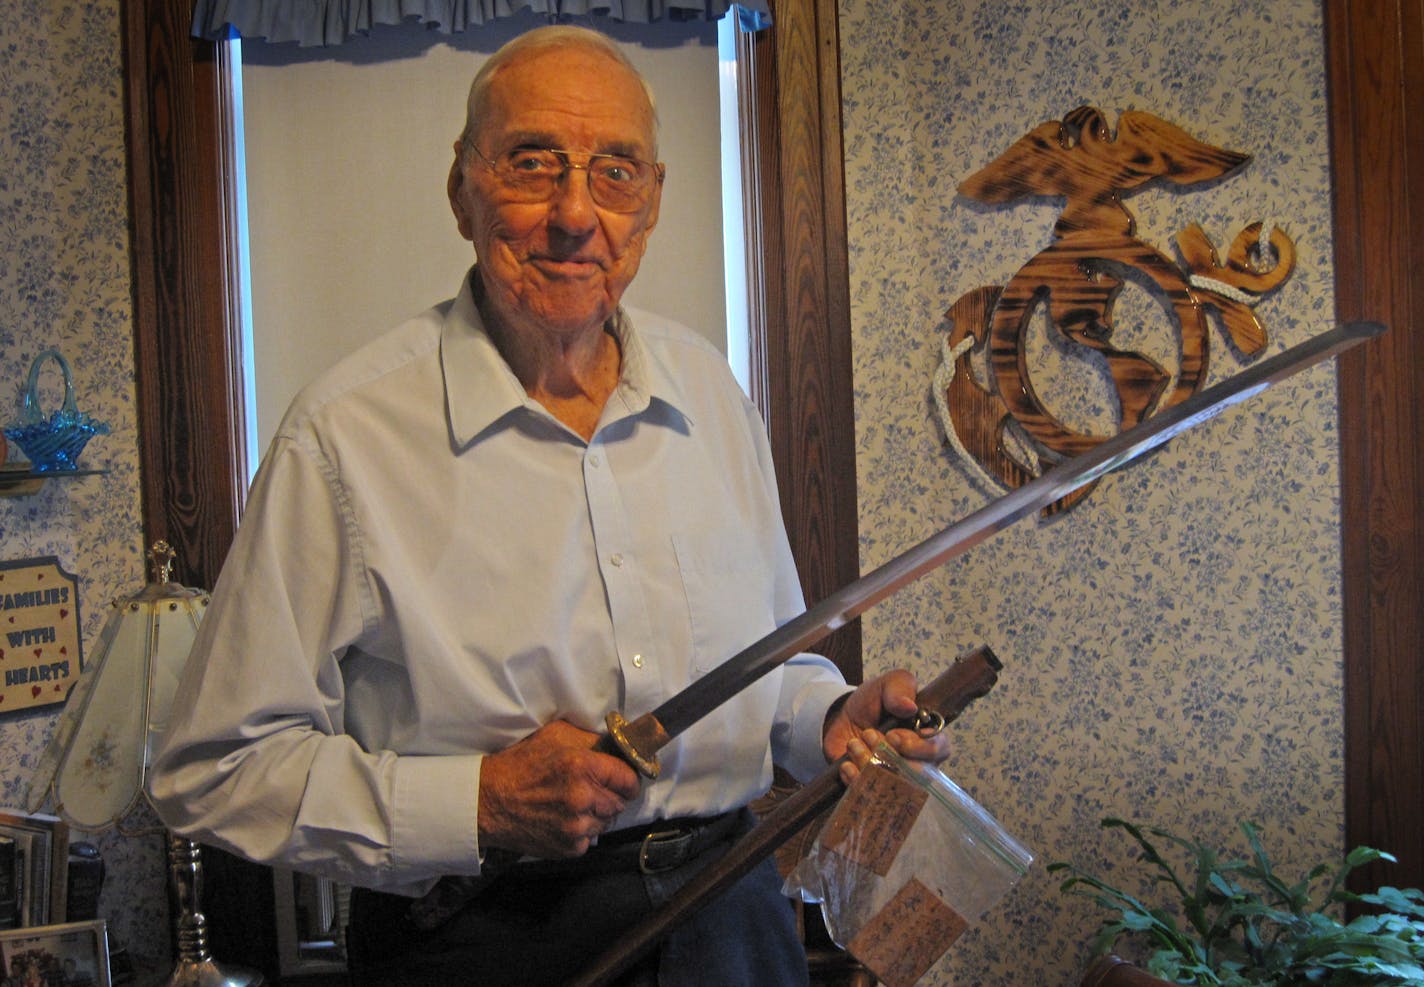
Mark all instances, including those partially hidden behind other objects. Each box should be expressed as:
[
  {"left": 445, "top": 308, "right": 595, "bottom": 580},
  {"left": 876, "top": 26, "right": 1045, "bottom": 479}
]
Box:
[{"left": 958, "top": 106, "right": 1250, "bottom": 236}]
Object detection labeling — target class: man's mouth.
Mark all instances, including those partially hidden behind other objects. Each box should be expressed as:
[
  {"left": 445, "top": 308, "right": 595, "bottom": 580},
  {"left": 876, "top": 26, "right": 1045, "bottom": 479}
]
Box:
[{"left": 532, "top": 255, "right": 604, "bottom": 278}]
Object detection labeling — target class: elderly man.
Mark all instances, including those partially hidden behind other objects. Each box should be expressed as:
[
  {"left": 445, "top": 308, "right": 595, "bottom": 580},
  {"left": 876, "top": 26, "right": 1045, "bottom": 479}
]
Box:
[{"left": 150, "top": 24, "right": 946, "bottom": 987}]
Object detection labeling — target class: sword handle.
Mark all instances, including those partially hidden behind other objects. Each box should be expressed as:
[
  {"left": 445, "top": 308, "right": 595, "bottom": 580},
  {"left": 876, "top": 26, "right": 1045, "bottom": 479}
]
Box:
[{"left": 601, "top": 709, "right": 669, "bottom": 779}]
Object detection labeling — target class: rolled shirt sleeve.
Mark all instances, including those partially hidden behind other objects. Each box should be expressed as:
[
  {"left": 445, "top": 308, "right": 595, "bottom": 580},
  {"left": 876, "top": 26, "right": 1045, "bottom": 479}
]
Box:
[{"left": 151, "top": 435, "right": 485, "bottom": 895}]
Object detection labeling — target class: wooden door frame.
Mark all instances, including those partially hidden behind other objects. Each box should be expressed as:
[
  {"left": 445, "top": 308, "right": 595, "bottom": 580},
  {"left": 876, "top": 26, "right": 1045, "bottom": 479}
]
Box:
[
  {"left": 1325, "top": 0, "right": 1424, "bottom": 893},
  {"left": 124, "top": 0, "right": 248, "bottom": 589},
  {"left": 735, "top": 0, "right": 862, "bottom": 676}
]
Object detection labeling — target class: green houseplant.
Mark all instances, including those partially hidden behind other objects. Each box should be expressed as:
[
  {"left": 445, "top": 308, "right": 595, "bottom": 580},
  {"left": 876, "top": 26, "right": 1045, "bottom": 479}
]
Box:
[{"left": 1050, "top": 817, "right": 1424, "bottom": 985}]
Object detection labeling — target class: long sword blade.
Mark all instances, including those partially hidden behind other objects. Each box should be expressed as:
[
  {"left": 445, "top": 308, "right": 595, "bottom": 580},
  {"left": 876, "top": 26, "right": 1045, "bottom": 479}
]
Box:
[{"left": 606, "top": 321, "right": 1383, "bottom": 770}]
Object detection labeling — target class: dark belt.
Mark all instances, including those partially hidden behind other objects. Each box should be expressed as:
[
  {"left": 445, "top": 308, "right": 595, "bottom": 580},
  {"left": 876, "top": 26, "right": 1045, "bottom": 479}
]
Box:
[
  {"left": 591, "top": 811, "right": 742, "bottom": 875},
  {"left": 512, "top": 810, "right": 742, "bottom": 878},
  {"left": 405, "top": 811, "right": 743, "bottom": 931}
]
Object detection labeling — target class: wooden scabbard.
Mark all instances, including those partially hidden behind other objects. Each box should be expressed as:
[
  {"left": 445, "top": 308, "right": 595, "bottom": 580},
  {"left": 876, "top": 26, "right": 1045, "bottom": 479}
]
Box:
[{"left": 566, "top": 644, "right": 1002, "bottom": 987}]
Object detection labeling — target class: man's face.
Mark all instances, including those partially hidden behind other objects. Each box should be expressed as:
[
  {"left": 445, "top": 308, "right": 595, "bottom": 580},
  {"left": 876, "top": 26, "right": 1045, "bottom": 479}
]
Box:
[{"left": 448, "top": 45, "right": 662, "bottom": 340}]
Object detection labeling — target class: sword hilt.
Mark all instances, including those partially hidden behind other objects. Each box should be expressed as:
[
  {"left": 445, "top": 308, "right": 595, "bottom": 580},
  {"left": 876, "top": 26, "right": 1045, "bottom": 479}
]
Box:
[{"left": 601, "top": 709, "right": 670, "bottom": 779}]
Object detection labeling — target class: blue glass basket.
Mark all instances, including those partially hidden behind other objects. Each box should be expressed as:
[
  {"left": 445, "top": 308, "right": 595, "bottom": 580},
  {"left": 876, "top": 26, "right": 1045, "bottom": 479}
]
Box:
[{"left": 3, "top": 349, "right": 110, "bottom": 472}]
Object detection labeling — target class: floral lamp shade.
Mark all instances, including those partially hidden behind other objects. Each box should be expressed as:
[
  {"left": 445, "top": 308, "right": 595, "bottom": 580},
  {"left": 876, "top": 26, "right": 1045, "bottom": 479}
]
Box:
[
  {"left": 25, "top": 545, "right": 262, "bottom": 987},
  {"left": 27, "top": 542, "right": 208, "bottom": 830}
]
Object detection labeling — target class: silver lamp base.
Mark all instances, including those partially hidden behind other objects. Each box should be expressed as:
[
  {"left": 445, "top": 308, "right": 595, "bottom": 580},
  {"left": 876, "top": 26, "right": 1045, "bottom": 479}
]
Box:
[
  {"left": 163, "top": 958, "right": 265, "bottom": 987},
  {"left": 165, "top": 835, "right": 265, "bottom": 987}
]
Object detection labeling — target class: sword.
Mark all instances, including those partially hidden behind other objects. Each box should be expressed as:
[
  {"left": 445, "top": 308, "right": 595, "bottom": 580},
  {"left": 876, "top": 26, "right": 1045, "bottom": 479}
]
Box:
[{"left": 602, "top": 321, "right": 1384, "bottom": 776}]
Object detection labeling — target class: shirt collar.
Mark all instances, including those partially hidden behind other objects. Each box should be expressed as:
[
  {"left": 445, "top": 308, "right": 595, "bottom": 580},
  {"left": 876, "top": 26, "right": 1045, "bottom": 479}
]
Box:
[
  {"left": 441, "top": 272, "right": 528, "bottom": 449},
  {"left": 602, "top": 305, "right": 695, "bottom": 426},
  {"left": 441, "top": 269, "right": 693, "bottom": 449}
]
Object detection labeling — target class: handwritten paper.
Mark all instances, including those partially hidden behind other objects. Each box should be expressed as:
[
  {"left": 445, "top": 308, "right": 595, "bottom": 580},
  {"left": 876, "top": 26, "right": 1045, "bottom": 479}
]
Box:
[
  {"left": 848, "top": 877, "right": 970, "bottom": 987},
  {"left": 820, "top": 762, "right": 927, "bottom": 875}
]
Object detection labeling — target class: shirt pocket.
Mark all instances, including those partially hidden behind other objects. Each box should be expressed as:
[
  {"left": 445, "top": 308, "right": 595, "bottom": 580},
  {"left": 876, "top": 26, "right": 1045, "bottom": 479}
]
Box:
[{"left": 671, "top": 532, "right": 779, "bottom": 675}]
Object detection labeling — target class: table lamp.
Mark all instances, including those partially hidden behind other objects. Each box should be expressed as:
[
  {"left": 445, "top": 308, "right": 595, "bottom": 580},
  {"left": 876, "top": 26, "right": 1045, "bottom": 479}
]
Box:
[{"left": 27, "top": 541, "right": 263, "bottom": 987}]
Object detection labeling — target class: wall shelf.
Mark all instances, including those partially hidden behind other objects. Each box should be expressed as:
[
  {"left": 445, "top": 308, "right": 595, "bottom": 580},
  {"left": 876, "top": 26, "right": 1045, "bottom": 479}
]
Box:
[{"left": 0, "top": 465, "right": 105, "bottom": 498}]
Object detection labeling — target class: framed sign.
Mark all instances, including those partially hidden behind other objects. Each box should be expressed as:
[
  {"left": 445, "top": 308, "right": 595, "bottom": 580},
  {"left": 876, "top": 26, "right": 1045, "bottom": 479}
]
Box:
[{"left": 0, "top": 557, "right": 82, "bottom": 714}]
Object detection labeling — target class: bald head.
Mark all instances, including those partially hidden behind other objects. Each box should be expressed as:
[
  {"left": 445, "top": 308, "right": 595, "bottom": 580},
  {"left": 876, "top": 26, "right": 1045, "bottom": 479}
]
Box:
[{"left": 458, "top": 26, "right": 658, "bottom": 157}]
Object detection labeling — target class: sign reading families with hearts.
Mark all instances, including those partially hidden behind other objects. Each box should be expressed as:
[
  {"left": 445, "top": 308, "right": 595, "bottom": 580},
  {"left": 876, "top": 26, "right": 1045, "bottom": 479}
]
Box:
[{"left": 0, "top": 557, "right": 82, "bottom": 714}]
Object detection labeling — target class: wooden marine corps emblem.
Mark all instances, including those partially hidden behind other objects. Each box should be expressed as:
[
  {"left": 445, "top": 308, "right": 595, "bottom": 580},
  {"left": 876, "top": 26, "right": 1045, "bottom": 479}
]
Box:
[{"left": 935, "top": 106, "right": 1295, "bottom": 514}]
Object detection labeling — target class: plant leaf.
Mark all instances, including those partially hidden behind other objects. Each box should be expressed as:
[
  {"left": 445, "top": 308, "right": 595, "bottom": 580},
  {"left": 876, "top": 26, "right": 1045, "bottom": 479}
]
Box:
[{"left": 1056, "top": 817, "right": 1424, "bottom": 987}]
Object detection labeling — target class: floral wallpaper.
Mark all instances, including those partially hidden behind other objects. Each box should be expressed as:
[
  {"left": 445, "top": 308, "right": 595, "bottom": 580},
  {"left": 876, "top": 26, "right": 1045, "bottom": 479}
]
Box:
[
  {"left": 840, "top": 0, "right": 1341, "bottom": 983},
  {"left": 0, "top": 0, "right": 166, "bottom": 971}
]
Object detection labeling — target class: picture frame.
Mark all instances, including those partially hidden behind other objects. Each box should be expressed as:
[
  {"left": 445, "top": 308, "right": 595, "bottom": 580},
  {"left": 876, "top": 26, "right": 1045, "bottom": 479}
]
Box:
[
  {"left": 272, "top": 867, "right": 348, "bottom": 977},
  {"left": 0, "top": 810, "right": 69, "bottom": 928},
  {"left": 0, "top": 919, "right": 109, "bottom": 987}
]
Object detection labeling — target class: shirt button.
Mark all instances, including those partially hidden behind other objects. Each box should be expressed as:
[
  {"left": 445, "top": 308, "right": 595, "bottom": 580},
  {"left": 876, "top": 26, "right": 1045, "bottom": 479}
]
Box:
[
  {"left": 610, "top": 553, "right": 624, "bottom": 567},
  {"left": 588, "top": 454, "right": 601, "bottom": 468},
  {"left": 632, "top": 654, "right": 645, "bottom": 668}
]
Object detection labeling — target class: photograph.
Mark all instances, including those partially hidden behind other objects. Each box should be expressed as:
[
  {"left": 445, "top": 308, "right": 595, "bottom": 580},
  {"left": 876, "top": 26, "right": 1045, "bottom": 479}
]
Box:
[
  {"left": 0, "top": 812, "right": 69, "bottom": 929},
  {"left": 0, "top": 920, "right": 109, "bottom": 987}
]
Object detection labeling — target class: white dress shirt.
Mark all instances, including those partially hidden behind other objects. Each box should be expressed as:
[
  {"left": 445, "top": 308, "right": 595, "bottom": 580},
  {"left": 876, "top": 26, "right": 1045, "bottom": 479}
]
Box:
[{"left": 149, "top": 269, "right": 850, "bottom": 896}]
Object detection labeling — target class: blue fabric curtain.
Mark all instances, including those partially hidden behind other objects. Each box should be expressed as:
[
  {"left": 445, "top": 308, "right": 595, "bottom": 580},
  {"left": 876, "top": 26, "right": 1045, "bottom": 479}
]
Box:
[{"left": 192, "top": 0, "right": 771, "bottom": 47}]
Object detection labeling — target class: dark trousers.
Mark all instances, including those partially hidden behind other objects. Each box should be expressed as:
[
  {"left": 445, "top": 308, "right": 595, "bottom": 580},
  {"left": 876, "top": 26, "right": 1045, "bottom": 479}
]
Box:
[{"left": 346, "top": 813, "right": 809, "bottom": 987}]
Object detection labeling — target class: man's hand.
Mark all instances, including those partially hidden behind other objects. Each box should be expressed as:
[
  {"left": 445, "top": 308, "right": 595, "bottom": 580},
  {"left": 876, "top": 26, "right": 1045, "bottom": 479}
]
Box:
[
  {"left": 478, "top": 719, "right": 642, "bottom": 859},
  {"left": 823, "top": 669, "right": 951, "bottom": 785}
]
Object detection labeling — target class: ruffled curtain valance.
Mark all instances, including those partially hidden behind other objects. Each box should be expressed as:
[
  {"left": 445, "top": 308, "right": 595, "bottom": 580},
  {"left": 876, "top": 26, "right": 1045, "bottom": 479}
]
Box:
[{"left": 192, "top": 0, "right": 771, "bottom": 47}]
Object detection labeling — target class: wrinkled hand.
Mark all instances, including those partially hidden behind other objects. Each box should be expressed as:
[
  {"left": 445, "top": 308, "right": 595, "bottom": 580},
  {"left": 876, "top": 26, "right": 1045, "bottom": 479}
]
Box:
[
  {"left": 823, "top": 669, "right": 951, "bottom": 785},
  {"left": 478, "top": 719, "right": 642, "bottom": 859}
]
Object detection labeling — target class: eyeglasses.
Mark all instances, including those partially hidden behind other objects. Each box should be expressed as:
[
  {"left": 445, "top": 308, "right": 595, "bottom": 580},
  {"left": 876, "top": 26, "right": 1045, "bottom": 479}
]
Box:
[{"left": 467, "top": 143, "right": 664, "bottom": 213}]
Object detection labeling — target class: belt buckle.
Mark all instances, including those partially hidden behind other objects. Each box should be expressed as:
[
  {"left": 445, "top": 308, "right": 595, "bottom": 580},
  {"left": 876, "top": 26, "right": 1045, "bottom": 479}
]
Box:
[{"left": 638, "top": 827, "right": 693, "bottom": 875}]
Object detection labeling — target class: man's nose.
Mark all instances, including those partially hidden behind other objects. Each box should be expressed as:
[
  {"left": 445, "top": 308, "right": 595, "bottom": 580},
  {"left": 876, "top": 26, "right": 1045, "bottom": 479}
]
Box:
[{"left": 547, "top": 163, "right": 599, "bottom": 232}]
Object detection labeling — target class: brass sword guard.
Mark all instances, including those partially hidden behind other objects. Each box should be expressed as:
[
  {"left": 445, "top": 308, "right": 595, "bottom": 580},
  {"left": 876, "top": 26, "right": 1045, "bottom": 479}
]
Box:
[{"left": 605, "top": 710, "right": 672, "bottom": 779}]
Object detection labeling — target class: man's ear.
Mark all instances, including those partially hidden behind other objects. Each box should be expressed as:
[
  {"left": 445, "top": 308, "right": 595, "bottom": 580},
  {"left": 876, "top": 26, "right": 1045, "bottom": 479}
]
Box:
[
  {"left": 643, "top": 170, "right": 663, "bottom": 237},
  {"left": 448, "top": 143, "right": 474, "bottom": 242}
]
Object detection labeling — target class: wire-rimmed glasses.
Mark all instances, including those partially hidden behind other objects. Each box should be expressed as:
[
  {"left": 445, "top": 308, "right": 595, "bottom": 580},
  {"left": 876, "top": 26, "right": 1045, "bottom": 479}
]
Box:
[{"left": 467, "top": 143, "right": 664, "bottom": 213}]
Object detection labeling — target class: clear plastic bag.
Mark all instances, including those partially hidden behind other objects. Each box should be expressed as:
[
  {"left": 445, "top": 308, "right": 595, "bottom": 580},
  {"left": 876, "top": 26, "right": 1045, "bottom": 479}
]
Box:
[{"left": 784, "top": 744, "right": 1033, "bottom": 986}]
